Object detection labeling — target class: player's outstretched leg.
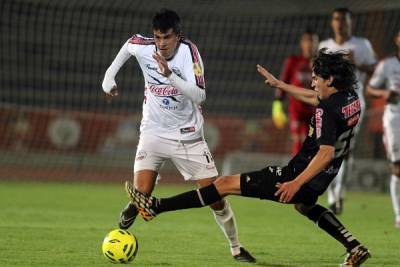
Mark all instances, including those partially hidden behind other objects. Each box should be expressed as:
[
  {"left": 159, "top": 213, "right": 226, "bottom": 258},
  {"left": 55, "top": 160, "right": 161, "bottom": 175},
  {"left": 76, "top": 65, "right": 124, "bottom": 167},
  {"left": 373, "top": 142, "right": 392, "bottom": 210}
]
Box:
[
  {"left": 126, "top": 180, "right": 256, "bottom": 262},
  {"left": 295, "top": 204, "right": 370, "bottom": 266},
  {"left": 118, "top": 202, "right": 139, "bottom": 229}
]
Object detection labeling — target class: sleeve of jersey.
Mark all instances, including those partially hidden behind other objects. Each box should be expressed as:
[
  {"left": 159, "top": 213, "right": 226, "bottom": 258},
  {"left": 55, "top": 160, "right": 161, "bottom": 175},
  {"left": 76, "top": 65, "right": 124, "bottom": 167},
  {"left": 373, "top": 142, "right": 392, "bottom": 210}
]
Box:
[
  {"left": 315, "top": 103, "right": 337, "bottom": 146},
  {"left": 362, "top": 39, "right": 377, "bottom": 65},
  {"left": 318, "top": 40, "right": 327, "bottom": 50},
  {"left": 102, "top": 40, "right": 132, "bottom": 93},
  {"left": 368, "top": 60, "right": 386, "bottom": 88},
  {"left": 167, "top": 44, "right": 206, "bottom": 105}
]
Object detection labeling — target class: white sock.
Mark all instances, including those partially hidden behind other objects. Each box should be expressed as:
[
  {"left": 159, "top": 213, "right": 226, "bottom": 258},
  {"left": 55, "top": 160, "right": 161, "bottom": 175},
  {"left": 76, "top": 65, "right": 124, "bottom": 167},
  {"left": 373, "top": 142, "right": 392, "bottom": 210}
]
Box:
[
  {"left": 212, "top": 200, "right": 241, "bottom": 255},
  {"left": 328, "top": 158, "right": 348, "bottom": 205},
  {"left": 390, "top": 175, "right": 400, "bottom": 221},
  {"left": 327, "top": 177, "right": 337, "bottom": 205},
  {"left": 335, "top": 158, "right": 349, "bottom": 200}
]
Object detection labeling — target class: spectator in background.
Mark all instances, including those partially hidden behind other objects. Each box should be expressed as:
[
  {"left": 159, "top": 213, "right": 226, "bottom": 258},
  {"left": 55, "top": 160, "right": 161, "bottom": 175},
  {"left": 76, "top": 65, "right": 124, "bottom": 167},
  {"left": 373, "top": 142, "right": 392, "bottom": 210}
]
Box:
[
  {"left": 273, "top": 30, "right": 319, "bottom": 156},
  {"left": 367, "top": 30, "right": 400, "bottom": 228},
  {"left": 319, "top": 7, "right": 376, "bottom": 215}
]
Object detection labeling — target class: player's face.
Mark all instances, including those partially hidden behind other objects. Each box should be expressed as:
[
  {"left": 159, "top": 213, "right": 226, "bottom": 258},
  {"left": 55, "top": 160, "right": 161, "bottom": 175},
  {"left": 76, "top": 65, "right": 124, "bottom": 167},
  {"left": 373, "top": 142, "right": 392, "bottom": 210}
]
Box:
[
  {"left": 311, "top": 72, "right": 332, "bottom": 100},
  {"left": 331, "top": 12, "right": 351, "bottom": 37},
  {"left": 153, "top": 29, "right": 180, "bottom": 59},
  {"left": 300, "top": 33, "right": 318, "bottom": 58}
]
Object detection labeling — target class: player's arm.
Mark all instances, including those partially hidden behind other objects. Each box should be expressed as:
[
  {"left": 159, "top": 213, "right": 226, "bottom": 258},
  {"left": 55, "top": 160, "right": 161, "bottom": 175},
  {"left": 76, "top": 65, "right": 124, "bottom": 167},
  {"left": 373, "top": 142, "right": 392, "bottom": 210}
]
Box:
[
  {"left": 275, "top": 145, "right": 334, "bottom": 203},
  {"left": 366, "top": 60, "right": 399, "bottom": 103},
  {"left": 353, "top": 39, "right": 376, "bottom": 75},
  {"left": 153, "top": 52, "right": 206, "bottom": 105},
  {"left": 257, "top": 64, "right": 319, "bottom": 106},
  {"left": 102, "top": 41, "right": 132, "bottom": 101},
  {"left": 366, "top": 85, "right": 391, "bottom": 99},
  {"left": 367, "top": 86, "right": 399, "bottom": 104}
]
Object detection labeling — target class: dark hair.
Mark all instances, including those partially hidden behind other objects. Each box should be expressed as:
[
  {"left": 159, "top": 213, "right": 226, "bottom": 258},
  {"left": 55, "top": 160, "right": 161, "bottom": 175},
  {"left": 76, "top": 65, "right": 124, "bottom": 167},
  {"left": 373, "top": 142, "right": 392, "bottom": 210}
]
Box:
[
  {"left": 332, "top": 7, "right": 352, "bottom": 18},
  {"left": 312, "top": 48, "right": 357, "bottom": 91},
  {"left": 303, "top": 28, "right": 315, "bottom": 36},
  {"left": 152, "top": 9, "right": 181, "bottom": 34}
]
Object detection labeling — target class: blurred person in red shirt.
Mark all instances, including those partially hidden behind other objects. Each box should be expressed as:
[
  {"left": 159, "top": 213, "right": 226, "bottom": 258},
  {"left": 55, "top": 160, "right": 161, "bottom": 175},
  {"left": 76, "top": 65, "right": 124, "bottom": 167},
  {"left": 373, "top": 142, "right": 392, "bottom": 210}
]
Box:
[{"left": 273, "top": 30, "right": 319, "bottom": 155}]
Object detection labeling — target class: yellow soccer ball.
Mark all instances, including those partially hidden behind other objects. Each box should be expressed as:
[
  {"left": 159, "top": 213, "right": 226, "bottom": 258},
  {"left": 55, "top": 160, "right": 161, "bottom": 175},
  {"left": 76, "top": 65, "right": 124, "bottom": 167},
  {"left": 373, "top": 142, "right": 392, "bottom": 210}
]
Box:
[{"left": 102, "top": 229, "right": 138, "bottom": 263}]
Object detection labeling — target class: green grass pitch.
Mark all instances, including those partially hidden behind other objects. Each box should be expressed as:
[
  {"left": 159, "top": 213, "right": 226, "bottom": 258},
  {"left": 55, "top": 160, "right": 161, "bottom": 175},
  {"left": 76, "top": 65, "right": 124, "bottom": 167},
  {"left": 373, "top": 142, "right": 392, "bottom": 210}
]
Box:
[{"left": 0, "top": 181, "right": 399, "bottom": 267}]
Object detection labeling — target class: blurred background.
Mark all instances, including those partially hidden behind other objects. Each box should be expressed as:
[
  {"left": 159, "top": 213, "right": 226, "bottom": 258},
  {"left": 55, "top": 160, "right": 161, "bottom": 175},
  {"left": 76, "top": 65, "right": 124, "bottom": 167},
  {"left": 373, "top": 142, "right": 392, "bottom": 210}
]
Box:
[{"left": 1, "top": 0, "right": 399, "bottom": 191}]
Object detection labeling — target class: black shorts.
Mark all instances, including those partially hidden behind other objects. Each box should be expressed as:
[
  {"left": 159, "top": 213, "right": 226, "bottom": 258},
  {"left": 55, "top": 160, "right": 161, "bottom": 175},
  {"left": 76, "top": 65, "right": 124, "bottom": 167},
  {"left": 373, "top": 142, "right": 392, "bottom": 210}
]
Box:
[{"left": 240, "top": 166, "right": 318, "bottom": 206}]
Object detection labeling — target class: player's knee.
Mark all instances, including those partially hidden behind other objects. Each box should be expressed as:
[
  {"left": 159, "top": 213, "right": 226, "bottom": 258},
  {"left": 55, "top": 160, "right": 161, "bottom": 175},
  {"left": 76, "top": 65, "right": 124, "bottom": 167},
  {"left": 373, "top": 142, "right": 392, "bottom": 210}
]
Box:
[
  {"left": 300, "top": 204, "right": 328, "bottom": 223},
  {"left": 133, "top": 170, "right": 157, "bottom": 193},
  {"left": 294, "top": 203, "right": 313, "bottom": 216},
  {"left": 214, "top": 175, "right": 233, "bottom": 192},
  {"left": 209, "top": 198, "right": 226, "bottom": 210}
]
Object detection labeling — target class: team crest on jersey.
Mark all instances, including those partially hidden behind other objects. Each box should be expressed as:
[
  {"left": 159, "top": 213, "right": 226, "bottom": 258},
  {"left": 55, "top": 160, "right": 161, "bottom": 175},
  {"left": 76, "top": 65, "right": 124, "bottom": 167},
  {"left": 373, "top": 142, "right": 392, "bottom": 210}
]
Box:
[
  {"left": 193, "top": 63, "right": 203, "bottom": 77},
  {"left": 136, "top": 151, "right": 147, "bottom": 161}
]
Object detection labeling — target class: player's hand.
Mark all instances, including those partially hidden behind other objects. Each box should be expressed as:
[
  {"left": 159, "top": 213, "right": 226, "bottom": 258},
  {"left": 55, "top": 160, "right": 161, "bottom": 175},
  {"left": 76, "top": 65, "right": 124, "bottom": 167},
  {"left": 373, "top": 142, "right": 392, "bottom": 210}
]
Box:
[
  {"left": 274, "top": 180, "right": 301, "bottom": 203},
  {"left": 256, "top": 64, "right": 280, "bottom": 88},
  {"left": 105, "top": 86, "right": 119, "bottom": 103},
  {"left": 153, "top": 52, "right": 172, "bottom": 77}
]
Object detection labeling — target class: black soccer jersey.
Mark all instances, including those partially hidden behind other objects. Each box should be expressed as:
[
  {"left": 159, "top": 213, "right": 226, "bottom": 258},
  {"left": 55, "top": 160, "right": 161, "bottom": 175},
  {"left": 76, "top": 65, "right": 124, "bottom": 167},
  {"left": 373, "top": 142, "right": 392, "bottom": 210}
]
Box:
[{"left": 287, "top": 90, "right": 361, "bottom": 194}]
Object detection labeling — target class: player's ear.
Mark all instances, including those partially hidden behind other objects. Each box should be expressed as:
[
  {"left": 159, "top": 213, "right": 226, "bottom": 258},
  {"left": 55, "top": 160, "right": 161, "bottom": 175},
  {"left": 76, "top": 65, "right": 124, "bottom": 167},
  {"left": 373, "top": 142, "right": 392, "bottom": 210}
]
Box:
[{"left": 327, "top": 76, "right": 334, "bottom": 87}]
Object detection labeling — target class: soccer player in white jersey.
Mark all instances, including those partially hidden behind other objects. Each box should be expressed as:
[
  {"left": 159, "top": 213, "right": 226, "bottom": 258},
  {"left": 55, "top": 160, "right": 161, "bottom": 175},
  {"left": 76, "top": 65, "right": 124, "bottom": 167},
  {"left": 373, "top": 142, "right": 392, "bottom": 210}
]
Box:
[
  {"left": 318, "top": 7, "right": 376, "bottom": 214},
  {"left": 367, "top": 30, "right": 400, "bottom": 228},
  {"left": 101, "top": 9, "right": 255, "bottom": 262}
]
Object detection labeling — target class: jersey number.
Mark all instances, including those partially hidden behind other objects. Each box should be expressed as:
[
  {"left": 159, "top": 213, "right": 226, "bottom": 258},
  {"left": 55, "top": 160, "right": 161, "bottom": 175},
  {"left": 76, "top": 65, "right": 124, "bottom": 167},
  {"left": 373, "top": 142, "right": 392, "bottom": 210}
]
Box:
[{"left": 334, "top": 128, "right": 354, "bottom": 158}]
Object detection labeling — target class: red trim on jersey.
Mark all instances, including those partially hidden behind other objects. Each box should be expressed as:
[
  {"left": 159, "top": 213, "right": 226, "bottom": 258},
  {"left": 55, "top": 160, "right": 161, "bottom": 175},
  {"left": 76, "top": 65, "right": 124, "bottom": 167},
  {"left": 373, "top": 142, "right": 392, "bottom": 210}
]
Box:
[
  {"left": 182, "top": 39, "right": 205, "bottom": 89},
  {"left": 129, "top": 34, "right": 154, "bottom": 45}
]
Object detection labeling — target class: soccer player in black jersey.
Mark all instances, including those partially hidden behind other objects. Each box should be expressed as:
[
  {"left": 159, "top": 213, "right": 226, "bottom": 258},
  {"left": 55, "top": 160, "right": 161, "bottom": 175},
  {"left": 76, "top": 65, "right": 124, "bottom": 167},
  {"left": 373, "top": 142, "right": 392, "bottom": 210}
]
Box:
[{"left": 126, "top": 49, "right": 371, "bottom": 266}]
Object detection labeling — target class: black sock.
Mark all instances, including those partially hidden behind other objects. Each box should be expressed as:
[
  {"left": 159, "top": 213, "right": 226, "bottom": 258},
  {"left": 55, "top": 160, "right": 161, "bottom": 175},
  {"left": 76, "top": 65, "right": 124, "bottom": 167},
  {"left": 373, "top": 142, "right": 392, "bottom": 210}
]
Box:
[
  {"left": 306, "top": 204, "right": 360, "bottom": 252},
  {"left": 156, "top": 184, "right": 222, "bottom": 214}
]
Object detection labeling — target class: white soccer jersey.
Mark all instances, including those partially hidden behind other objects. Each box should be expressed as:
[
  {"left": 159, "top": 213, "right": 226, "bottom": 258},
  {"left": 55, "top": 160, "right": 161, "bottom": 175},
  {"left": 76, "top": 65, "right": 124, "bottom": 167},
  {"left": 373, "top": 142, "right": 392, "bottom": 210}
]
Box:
[
  {"left": 102, "top": 35, "right": 206, "bottom": 140},
  {"left": 369, "top": 56, "right": 400, "bottom": 127},
  {"left": 319, "top": 37, "right": 376, "bottom": 110}
]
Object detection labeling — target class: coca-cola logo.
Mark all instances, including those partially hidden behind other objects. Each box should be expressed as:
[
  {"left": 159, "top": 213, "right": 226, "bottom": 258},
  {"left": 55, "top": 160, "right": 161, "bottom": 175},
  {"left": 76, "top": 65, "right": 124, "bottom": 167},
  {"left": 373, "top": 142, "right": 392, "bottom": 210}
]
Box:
[{"left": 148, "top": 85, "right": 179, "bottom": 96}]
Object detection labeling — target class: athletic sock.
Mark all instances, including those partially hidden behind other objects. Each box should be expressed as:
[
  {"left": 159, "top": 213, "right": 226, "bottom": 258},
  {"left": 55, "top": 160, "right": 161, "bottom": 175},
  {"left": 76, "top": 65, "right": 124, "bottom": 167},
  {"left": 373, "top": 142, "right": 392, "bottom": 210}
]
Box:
[
  {"left": 156, "top": 184, "right": 222, "bottom": 213},
  {"left": 390, "top": 175, "right": 400, "bottom": 220},
  {"left": 212, "top": 200, "right": 241, "bottom": 255},
  {"left": 306, "top": 204, "right": 360, "bottom": 251},
  {"left": 328, "top": 159, "right": 347, "bottom": 205}
]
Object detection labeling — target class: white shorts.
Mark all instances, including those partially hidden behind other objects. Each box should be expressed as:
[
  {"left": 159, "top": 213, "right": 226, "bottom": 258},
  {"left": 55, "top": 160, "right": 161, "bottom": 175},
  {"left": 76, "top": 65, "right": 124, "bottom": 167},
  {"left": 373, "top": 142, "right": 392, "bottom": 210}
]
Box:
[
  {"left": 383, "top": 126, "right": 400, "bottom": 163},
  {"left": 134, "top": 134, "right": 218, "bottom": 181}
]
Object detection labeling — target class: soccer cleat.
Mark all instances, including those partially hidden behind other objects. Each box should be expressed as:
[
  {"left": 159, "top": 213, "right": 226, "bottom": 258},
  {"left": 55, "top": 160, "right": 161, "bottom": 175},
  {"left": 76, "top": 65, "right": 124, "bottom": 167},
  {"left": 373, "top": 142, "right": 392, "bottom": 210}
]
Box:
[
  {"left": 125, "top": 181, "right": 158, "bottom": 221},
  {"left": 233, "top": 247, "right": 256, "bottom": 263},
  {"left": 340, "top": 245, "right": 371, "bottom": 267},
  {"left": 118, "top": 202, "right": 139, "bottom": 230}
]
